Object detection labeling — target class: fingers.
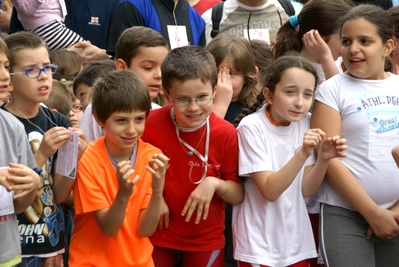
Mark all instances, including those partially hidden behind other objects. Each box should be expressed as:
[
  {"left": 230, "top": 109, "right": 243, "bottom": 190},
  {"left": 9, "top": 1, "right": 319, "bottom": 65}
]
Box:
[{"left": 366, "top": 226, "right": 374, "bottom": 239}]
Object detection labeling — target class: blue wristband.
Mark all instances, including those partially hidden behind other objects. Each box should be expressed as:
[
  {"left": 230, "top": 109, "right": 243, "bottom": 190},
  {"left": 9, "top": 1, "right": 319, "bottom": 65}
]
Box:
[{"left": 33, "top": 167, "right": 42, "bottom": 175}]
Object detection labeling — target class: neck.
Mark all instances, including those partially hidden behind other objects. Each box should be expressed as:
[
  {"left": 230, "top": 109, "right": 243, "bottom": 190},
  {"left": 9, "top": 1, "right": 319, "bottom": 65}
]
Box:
[
  {"left": 238, "top": 0, "right": 268, "bottom": 7},
  {"left": 6, "top": 99, "right": 40, "bottom": 118},
  {"left": 186, "top": 0, "right": 199, "bottom": 5}
]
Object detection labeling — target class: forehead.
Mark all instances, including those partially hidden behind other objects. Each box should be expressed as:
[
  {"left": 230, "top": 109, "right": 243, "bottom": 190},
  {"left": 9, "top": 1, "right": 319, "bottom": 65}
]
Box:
[
  {"left": 12, "top": 47, "right": 50, "bottom": 67},
  {"left": 128, "top": 46, "right": 169, "bottom": 64},
  {"left": 341, "top": 18, "right": 379, "bottom": 37},
  {"left": 169, "top": 78, "right": 213, "bottom": 95}
]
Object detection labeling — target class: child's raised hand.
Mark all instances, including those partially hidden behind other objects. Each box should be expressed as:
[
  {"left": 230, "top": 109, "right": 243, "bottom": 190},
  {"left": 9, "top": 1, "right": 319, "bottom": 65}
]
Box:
[
  {"left": 301, "top": 128, "right": 326, "bottom": 157},
  {"left": 116, "top": 160, "right": 139, "bottom": 197},
  {"left": 145, "top": 154, "right": 169, "bottom": 194},
  {"left": 215, "top": 67, "right": 233, "bottom": 102},
  {"left": 6, "top": 162, "right": 40, "bottom": 199},
  {"left": 38, "top": 127, "right": 71, "bottom": 159},
  {"left": 319, "top": 135, "right": 347, "bottom": 161},
  {"left": 302, "top": 30, "right": 333, "bottom": 62}
]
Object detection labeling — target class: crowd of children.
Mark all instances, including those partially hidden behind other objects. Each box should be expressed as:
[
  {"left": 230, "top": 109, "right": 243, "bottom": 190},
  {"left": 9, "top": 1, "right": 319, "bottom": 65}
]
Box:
[{"left": 1, "top": 1, "right": 399, "bottom": 267}]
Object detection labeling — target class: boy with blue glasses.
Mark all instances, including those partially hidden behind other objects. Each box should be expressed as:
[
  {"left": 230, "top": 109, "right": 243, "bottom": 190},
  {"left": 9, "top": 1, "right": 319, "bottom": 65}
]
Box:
[{"left": 1, "top": 31, "right": 86, "bottom": 267}]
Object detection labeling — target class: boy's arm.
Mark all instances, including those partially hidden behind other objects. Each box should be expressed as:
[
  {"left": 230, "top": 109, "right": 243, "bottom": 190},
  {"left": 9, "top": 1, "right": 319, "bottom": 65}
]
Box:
[
  {"left": 34, "top": 126, "right": 71, "bottom": 169},
  {"left": 53, "top": 129, "right": 87, "bottom": 204},
  {"left": 94, "top": 160, "right": 140, "bottom": 236},
  {"left": 181, "top": 176, "right": 244, "bottom": 225},
  {"left": 137, "top": 154, "right": 169, "bottom": 237}
]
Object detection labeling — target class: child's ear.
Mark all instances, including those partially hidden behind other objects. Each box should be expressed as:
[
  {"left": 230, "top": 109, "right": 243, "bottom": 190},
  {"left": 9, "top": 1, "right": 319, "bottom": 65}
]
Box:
[
  {"left": 383, "top": 39, "right": 395, "bottom": 58},
  {"left": 255, "top": 66, "right": 259, "bottom": 76},
  {"left": 262, "top": 87, "right": 273, "bottom": 105},
  {"left": 115, "top": 59, "right": 127, "bottom": 71},
  {"left": 93, "top": 111, "right": 105, "bottom": 128}
]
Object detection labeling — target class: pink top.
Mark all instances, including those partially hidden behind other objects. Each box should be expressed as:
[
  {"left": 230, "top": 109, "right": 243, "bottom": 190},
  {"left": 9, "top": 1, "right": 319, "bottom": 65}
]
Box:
[{"left": 11, "top": 0, "right": 67, "bottom": 30}]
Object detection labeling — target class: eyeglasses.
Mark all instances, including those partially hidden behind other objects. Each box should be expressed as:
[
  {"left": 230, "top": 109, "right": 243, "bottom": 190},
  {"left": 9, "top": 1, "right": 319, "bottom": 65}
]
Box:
[
  {"left": 71, "top": 103, "right": 83, "bottom": 113},
  {"left": 10, "top": 64, "right": 58, "bottom": 78},
  {"left": 171, "top": 96, "right": 214, "bottom": 107}
]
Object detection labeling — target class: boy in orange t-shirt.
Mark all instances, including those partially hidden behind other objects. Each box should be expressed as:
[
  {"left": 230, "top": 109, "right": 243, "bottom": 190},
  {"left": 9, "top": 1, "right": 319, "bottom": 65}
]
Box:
[{"left": 68, "top": 70, "right": 169, "bottom": 267}]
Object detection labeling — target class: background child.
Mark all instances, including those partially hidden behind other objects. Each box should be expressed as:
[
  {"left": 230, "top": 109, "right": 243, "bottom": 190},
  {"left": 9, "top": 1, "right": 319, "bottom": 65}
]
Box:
[
  {"left": 50, "top": 49, "right": 82, "bottom": 81},
  {"left": 206, "top": 34, "right": 258, "bottom": 123},
  {"left": 387, "top": 5, "right": 399, "bottom": 74},
  {"left": 1, "top": 31, "right": 85, "bottom": 266},
  {"left": 0, "top": 36, "right": 40, "bottom": 267},
  {"left": 73, "top": 59, "right": 116, "bottom": 111},
  {"left": 311, "top": 4, "right": 399, "bottom": 266},
  {"left": 68, "top": 70, "right": 169, "bottom": 266},
  {"left": 10, "top": 0, "right": 84, "bottom": 50},
  {"left": 80, "top": 26, "right": 169, "bottom": 142},
  {"left": 141, "top": 45, "right": 244, "bottom": 267},
  {"left": 274, "top": 0, "right": 353, "bottom": 82},
  {"left": 232, "top": 55, "right": 347, "bottom": 267},
  {"left": 250, "top": 39, "right": 274, "bottom": 94},
  {"left": 46, "top": 79, "right": 72, "bottom": 116}
]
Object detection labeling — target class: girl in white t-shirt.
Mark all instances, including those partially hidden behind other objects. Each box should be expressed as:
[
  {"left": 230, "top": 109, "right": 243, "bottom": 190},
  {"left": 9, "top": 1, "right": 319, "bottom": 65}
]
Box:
[
  {"left": 232, "top": 55, "right": 347, "bottom": 267},
  {"left": 312, "top": 4, "right": 399, "bottom": 267}
]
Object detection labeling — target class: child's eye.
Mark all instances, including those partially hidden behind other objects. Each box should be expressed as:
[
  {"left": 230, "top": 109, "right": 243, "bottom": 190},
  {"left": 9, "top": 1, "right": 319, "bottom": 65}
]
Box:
[
  {"left": 341, "top": 39, "right": 350, "bottom": 46},
  {"left": 285, "top": 90, "right": 295, "bottom": 95},
  {"left": 143, "top": 66, "right": 153, "bottom": 70},
  {"left": 4, "top": 65, "right": 9, "bottom": 72},
  {"left": 361, "top": 39, "right": 370, "bottom": 45},
  {"left": 305, "top": 93, "right": 313, "bottom": 98},
  {"left": 135, "top": 116, "right": 145, "bottom": 123}
]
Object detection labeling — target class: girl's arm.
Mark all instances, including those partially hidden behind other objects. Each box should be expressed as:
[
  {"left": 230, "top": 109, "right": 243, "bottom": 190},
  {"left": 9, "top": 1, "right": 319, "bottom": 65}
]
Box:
[
  {"left": 251, "top": 129, "right": 325, "bottom": 202},
  {"left": 302, "top": 135, "right": 347, "bottom": 197},
  {"left": 302, "top": 30, "right": 339, "bottom": 80},
  {"left": 311, "top": 100, "right": 399, "bottom": 239},
  {"left": 392, "top": 144, "right": 399, "bottom": 168}
]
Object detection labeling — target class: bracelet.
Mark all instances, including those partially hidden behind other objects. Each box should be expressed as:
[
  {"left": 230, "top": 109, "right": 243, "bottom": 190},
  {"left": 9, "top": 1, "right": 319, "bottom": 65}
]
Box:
[{"left": 218, "top": 180, "right": 228, "bottom": 197}]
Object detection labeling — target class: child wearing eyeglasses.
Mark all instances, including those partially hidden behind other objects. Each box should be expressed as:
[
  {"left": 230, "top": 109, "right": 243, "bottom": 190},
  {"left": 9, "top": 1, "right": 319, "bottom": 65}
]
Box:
[
  {"left": 0, "top": 31, "right": 87, "bottom": 267},
  {"left": 140, "top": 45, "right": 244, "bottom": 267}
]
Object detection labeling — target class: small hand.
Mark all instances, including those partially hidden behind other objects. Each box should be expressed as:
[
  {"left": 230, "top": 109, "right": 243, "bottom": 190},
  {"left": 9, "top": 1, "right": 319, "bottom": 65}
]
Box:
[
  {"left": 116, "top": 160, "right": 139, "bottom": 197},
  {"left": 301, "top": 128, "right": 326, "bottom": 157},
  {"left": 302, "top": 29, "right": 333, "bottom": 61},
  {"left": 181, "top": 177, "right": 217, "bottom": 224},
  {"left": 145, "top": 154, "right": 169, "bottom": 194},
  {"left": 39, "top": 127, "right": 71, "bottom": 159},
  {"left": 6, "top": 162, "right": 40, "bottom": 199},
  {"left": 319, "top": 135, "right": 347, "bottom": 160},
  {"left": 215, "top": 67, "right": 233, "bottom": 101}
]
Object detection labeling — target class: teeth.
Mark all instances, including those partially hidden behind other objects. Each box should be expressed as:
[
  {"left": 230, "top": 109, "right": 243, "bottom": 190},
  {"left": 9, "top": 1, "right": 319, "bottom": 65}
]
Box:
[{"left": 39, "top": 87, "right": 47, "bottom": 91}]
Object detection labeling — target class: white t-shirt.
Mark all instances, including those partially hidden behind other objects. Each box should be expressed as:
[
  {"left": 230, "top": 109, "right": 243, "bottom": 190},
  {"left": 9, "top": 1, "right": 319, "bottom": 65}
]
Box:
[
  {"left": 316, "top": 72, "right": 399, "bottom": 210},
  {"left": 233, "top": 105, "right": 316, "bottom": 266}
]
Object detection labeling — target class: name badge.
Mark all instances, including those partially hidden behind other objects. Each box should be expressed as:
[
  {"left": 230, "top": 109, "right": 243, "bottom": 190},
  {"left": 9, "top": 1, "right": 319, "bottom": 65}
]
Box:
[
  {"left": 243, "top": 29, "right": 270, "bottom": 45},
  {"left": 167, "top": 25, "right": 189, "bottom": 49}
]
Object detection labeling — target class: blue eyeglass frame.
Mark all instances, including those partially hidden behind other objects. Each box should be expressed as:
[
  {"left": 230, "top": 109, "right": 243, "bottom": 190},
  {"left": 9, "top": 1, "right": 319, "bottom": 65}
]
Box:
[{"left": 10, "top": 64, "right": 58, "bottom": 78}]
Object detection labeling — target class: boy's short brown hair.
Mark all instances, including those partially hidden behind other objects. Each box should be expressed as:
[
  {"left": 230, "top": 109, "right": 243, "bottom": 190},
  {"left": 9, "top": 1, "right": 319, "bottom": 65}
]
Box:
[
  {"left": 3, "top": 31, "right": 48, "bottom": 71},
  {"left": 161, "top": 45, "right": 217, "bottom": 95},
  {"left": 72, "top": 59, "right": 116, "bottom": 95},
  {"left": 46, "top": 80, "right": 73, "bottom": 116},
  {"left": 115, "top": 26, "right": 168, "bottom": 67},
  {"left": 91, "top": 70, "right": 151, "bottom": 124}
]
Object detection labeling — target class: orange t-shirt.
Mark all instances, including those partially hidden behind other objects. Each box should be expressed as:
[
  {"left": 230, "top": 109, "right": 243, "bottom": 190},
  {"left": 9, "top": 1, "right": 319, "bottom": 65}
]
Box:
[{"left": 68, "top": 137, "right": 161, "bottom": 267}]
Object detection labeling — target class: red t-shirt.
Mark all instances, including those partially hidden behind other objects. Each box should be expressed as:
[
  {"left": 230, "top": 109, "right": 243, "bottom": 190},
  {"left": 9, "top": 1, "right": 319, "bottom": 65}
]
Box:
[{"left": 141, "top": 105, "right": 240, "bottom": 251}]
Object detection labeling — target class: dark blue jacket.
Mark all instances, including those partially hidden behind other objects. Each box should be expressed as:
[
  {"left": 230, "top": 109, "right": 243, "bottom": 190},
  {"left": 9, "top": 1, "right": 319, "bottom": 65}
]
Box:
[{"left": 106, "top": 0, "right": 206, "bottom": 56}]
